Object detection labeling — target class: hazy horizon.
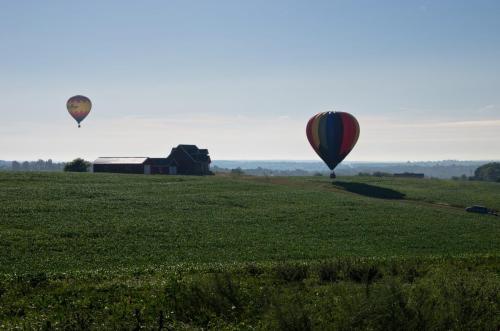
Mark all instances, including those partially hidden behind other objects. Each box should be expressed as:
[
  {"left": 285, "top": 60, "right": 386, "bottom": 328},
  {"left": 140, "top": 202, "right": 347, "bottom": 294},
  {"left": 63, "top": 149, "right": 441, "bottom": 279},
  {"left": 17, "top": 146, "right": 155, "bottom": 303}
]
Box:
[
  {"left": 1, "top": 1, "right": 499, "bottom": 162},
  {"left": 3, "top": 158, "right": 492, "bottom": 179}
]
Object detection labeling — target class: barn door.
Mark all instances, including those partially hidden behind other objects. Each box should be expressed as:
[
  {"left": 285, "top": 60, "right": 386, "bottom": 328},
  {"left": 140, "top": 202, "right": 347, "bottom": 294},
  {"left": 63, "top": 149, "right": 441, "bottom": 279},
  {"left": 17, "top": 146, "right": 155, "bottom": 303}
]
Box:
[
  {"left": 169, "top": 166, "right": 177, "bottom": 175},
  {"left": 144, "top": 165, "right": 151, "bottom": 175}
]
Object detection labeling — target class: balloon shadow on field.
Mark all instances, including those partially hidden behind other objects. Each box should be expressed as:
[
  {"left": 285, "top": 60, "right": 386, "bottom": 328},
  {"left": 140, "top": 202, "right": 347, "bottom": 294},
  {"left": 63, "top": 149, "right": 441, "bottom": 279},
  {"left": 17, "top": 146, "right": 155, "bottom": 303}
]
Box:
[{"left": 332, "top": 181, "right": 406, "bottom": 200}]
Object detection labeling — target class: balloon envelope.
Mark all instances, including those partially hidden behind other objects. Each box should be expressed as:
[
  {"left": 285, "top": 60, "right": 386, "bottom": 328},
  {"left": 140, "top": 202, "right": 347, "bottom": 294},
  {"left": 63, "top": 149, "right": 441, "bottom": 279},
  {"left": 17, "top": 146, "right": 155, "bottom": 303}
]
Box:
[
  {"left": 306, "top": 111, "right": 360, "bottom": 170},
  {"left": 67, "top": 95, "right": 91, "bottom": 127}
]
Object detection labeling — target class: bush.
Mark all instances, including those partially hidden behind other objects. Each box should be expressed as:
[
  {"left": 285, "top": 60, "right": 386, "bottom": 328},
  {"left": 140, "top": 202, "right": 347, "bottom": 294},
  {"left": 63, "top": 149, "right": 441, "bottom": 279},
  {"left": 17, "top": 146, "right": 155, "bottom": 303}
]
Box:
[
  {"left": 164, "top": 273, "right": 248, "bottom": 327},
  {"left": 473, "top": 162, "right": 500, "bottom": 182},
  {"left": 64, "top": 158, "right": 91, "bottom": 172},
  {"left": 275, "top": 263, "right": 309, "bottom": 282},
  {"left": 318, "top": 262, "right": 340, "bottom": 282},
  {"left": 0, "top": 258, "right": 498, "bottom": 329},
  {"left": 347, "top": 264, "right": 382, "bottom": 284},
  {"left": 269, "top": 297, "right": 312, "bottom": 331}
]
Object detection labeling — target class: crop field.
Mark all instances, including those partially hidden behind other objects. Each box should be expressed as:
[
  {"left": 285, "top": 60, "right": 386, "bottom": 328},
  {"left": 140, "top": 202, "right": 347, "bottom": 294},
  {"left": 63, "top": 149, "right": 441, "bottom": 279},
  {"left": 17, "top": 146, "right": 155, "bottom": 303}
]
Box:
[{"left": 0, "top": 172, "right": 499, "bottom": 329}]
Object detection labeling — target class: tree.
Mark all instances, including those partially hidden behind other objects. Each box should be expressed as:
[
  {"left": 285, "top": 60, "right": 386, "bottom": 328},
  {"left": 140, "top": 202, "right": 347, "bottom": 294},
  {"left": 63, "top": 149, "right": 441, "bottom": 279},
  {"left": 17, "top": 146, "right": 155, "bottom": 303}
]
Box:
[
  {"left": 64, "top": 158, "right": 91, "bottom": 172},
  {"left": 35, "top": 159, "right": 45, "bottom": 170},
  {"left": 11, "top": 161, "right": 21, "bottom": 171},
  {"left": 473, "top": 162, "right": 500, "bottom": 182}
]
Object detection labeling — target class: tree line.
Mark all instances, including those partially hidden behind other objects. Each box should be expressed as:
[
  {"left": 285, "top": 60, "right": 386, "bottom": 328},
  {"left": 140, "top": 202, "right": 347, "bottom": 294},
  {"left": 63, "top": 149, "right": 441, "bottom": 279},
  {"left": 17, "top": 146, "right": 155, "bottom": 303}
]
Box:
[
  {"left": 10, "top": 159, "right": 65, "bottom": 172},
  {"left": 5, "top": 159, "right": 500, "bottom": 182},
  {"left": 473, "top": 162, "right": 500, "bottom": 182},
  {"left": 9, "top": 158, "right": 92, "bottom": 172}
]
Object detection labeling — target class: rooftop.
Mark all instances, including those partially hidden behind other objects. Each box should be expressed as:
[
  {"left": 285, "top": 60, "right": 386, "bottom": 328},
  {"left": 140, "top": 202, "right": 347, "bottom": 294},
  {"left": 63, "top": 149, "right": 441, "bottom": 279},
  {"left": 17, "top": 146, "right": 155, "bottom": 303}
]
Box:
[{"left": 94, "top": 157, "right": 148, "bottom": 165}]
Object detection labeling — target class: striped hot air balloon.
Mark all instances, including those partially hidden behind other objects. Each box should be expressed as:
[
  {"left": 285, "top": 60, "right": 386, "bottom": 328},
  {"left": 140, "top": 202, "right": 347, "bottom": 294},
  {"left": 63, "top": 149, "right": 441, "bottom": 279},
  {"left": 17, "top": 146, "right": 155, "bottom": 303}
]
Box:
[
  {"left": 306, "top": 111, "right": 360, "bottom": 177},
  {"left": 67, "top": 95, "right": 92, "bottom": 128}
]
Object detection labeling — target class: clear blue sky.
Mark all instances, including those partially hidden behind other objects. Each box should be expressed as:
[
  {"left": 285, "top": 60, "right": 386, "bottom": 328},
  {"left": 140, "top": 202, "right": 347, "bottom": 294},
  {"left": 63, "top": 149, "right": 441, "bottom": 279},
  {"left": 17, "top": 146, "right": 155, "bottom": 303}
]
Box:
[{"left": 1, "top": 0, "right": 499, "bottom": 161}]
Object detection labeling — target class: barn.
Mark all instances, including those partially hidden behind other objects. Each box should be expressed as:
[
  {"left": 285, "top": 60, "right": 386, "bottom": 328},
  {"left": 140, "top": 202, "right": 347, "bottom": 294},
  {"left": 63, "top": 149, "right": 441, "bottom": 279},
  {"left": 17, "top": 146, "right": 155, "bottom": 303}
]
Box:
[
  {"left": 168, "top": 145, "right": 211, "bottom": 175},
  {"left": 93, "top": 157, "right": 149, "bottom": 174},
  {"left": 93, "top": 145, "right": 211, "bottom": 175}
]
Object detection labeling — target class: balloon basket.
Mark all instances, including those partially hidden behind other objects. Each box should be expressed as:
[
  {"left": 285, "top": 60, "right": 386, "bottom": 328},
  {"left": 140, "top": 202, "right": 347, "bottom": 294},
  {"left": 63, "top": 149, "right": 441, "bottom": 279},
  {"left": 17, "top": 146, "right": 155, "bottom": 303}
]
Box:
[{"left": 330, "top": 172, "right": 336, "bottom": 179}]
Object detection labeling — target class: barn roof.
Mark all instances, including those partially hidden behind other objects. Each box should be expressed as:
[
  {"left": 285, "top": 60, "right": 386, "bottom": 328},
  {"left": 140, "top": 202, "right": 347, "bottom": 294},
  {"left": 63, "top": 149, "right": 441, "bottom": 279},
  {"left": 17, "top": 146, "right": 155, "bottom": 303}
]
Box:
[
  {"left": 172, "top": 145, "right": 211, "bottom": 163},
  {"left": 94, "top": 157, "right": 148, "bottom": 165}
]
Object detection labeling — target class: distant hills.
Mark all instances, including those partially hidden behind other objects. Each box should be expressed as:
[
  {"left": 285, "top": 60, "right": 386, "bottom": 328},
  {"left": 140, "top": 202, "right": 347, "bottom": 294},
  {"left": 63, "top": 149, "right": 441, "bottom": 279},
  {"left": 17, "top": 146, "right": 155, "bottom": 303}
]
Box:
[{"left": 211, "top": 160, "right": 494, "bottom": 179}]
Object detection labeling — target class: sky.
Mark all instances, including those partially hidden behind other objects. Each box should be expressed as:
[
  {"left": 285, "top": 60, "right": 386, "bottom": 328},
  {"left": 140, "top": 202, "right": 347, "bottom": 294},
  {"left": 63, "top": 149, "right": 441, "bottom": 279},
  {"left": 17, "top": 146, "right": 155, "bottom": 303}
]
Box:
[{"left": 1, "top": 0, "right": 499, "bottom": 162}]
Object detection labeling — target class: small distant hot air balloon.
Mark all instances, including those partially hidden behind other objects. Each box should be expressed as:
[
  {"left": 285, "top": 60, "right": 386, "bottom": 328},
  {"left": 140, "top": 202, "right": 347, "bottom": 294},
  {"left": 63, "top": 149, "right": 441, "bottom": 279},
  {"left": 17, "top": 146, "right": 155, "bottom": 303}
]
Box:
[
  {"left": 67, "top": 95, "right": 92, "bottom": 128},
  {"left": 306, "top": 111, "right": 360, "bottom": 178}
]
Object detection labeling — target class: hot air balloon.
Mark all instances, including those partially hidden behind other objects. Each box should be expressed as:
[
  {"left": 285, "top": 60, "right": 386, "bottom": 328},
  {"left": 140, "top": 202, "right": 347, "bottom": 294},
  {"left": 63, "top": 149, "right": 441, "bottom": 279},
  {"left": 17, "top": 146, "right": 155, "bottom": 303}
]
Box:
[
  {"left": 306, "top": 111, "right": 360, "bottom": 178},
  {"left": 67, "top": 95, "right": 92, "bottom": 128}
]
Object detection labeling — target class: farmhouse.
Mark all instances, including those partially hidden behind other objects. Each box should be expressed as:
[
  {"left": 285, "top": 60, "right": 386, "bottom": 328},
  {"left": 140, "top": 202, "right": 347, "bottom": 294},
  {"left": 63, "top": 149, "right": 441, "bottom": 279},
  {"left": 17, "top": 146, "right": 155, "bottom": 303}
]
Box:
[{"left": 93, "top": 144, "right": 211, "bottom": 175}]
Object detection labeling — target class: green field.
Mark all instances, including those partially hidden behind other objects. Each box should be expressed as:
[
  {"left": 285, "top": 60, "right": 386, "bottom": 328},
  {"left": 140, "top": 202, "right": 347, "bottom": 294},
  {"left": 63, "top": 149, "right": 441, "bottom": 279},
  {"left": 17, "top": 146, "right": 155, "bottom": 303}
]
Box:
[{"left": 0, "top": 172, "right": 499, "bottom": 329}]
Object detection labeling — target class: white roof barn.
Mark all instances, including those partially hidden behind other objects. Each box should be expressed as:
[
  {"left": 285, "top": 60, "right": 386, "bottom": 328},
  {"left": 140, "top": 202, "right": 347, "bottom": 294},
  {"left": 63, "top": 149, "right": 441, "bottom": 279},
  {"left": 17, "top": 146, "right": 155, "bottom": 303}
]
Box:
[{"left": 93, "top": 157, "right": 149, "bottom": 165}]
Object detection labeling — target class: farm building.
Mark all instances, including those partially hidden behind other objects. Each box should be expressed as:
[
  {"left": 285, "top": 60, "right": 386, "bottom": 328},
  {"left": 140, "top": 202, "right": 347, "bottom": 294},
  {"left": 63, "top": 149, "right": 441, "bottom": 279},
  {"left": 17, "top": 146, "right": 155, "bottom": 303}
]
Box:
[
  {"left": 93, "top": 145, "right": 211, "bottom": 175},
  {"left": 93, "top": 157, "right": 152, "bottom": 174}
]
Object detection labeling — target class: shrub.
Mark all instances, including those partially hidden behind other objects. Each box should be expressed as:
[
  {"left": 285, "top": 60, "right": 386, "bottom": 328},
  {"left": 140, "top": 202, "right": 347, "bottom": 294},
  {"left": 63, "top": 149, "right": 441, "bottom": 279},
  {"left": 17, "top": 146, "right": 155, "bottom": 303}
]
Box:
[
  {"left": 348, "top": 264, "right": 382, "bottom": 283},
  {"left": 318, "top": 262, "right": 340, "bottom": 282},
  {"left": 64, "top": 158, "right": 91, "bottom": 172},
  {"left": 347, "top": 264, "right": 383, "bottom": 297},
  {"left": 270, "top": 297, "right": 312, "bottom": 331},
  {"left": 473, "top": 162, "right": 500, "bottom": 182},
  {"left": 164, "top": 273, "right": 248, "bottom": 327},
  {"left": 275, "top": 264, "right": 309, "bottom": 282},
  {"left": 244, "top": 263, "right": 263, "bottom": 276}
]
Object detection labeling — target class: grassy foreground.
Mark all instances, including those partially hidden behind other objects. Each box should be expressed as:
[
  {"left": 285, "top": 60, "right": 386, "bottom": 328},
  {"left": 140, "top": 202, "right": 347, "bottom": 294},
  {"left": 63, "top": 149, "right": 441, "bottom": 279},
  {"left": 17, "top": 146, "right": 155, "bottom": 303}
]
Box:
[
  {"left": 0, "top": 172, "right": 499, "bottom": 329},
  {"left": 0, "top": 257, "right": 498, "bottom": 330}
]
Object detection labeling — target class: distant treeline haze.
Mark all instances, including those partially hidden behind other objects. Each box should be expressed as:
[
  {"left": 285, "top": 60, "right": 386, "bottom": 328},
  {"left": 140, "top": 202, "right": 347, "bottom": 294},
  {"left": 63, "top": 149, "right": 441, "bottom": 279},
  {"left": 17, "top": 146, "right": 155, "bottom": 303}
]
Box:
[
  {"left": 1, "top": 159, "right": 497, "bottom": 179},
  {"left": 5, "top": 159, "right": 65, "bottom": 172}
]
